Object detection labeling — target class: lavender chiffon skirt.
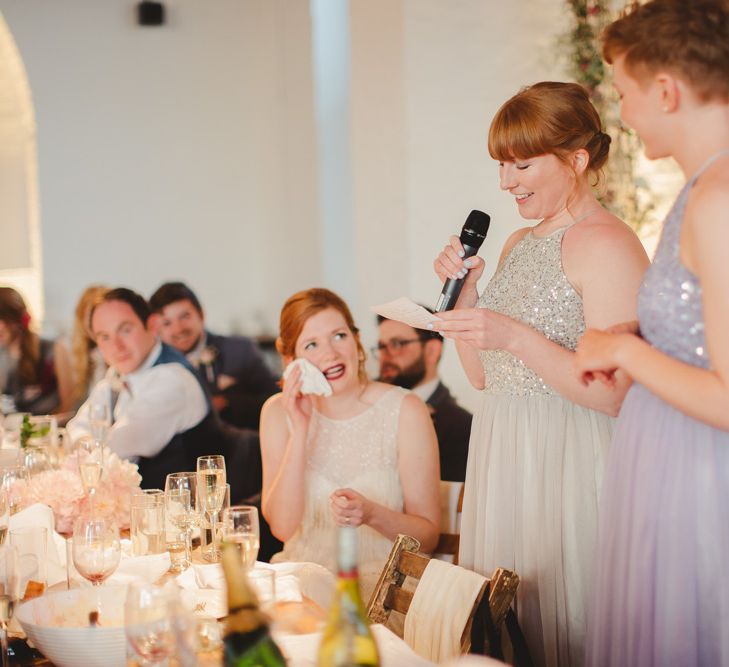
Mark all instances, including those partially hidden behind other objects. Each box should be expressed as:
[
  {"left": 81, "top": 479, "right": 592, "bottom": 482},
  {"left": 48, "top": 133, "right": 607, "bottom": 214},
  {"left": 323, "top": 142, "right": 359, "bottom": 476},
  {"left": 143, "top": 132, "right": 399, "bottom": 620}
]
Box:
[{"left": 586, "top": 383, "right": 729, "bottom": 667}]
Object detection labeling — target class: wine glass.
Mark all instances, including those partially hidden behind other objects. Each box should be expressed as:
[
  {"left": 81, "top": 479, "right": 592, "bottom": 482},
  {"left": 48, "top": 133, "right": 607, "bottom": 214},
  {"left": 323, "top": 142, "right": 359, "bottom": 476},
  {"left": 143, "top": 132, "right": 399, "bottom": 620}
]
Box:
[
  {"left": 76, "top": 435, "right": 104, "bottom": 512},
  {"left": 196, "top": 456, "right": 226, "bottom": 562},
  {"left": 223, "top": 505, "right": 260, "bottom": 570},
  {"left": 0, "top": 545, "right": 19, "bottom": 667},
  {"left": 72, "top": 517, "right": 121, "bottom": 586},
  {"left": 125, "top": 582, "right": 179, "bottom": 666}
]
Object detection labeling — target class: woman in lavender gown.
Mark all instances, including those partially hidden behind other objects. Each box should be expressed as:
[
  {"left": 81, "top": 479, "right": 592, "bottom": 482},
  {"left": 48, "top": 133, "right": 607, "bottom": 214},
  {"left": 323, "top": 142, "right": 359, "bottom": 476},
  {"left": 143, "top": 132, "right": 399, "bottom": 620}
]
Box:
[{"left": 576, "top": 2, "right": 729, "bottom": 665}]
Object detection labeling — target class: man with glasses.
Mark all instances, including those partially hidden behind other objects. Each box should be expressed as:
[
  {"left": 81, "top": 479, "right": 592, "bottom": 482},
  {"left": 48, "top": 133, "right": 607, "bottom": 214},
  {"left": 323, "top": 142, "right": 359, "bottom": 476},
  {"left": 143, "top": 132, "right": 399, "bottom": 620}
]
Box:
[{"left": 375, "top": 313, "right": 472, "bottom": 482}]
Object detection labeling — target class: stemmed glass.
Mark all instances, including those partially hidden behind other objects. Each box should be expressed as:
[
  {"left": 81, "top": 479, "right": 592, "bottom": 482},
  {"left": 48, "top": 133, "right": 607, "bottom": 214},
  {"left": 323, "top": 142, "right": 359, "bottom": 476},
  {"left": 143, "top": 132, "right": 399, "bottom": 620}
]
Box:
[
  {"left": 196, "top": 456, "right": 226, "bottom": 562},
  {"left": 89, "top": 402, "right": 111, "bottom": 445},
  {"left": 76, "top": 435, "right": 104, "bottom": 513},
  {"left": 72, "top": 517, "right": 121, "bottom": 586},
  {"left": 0, "top": 466, "right": 27, "bottom": 515},
  {"left": 125, "top": 582, "right": 179, "bottom": 666},
  {"left": 164, "top": 472, "right": 199, "bottom": 573},
  {"left": 223, "top": 505, "right": 260, "bottom": 570},
  {"left": 0, "top": 544, "right": 19, "bottom": 667}
]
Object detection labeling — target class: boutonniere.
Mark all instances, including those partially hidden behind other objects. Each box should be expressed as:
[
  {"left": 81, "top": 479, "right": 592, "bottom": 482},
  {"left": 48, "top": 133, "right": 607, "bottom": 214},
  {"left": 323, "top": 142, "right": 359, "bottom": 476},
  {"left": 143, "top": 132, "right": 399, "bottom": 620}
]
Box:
[{"left": 199, "top": 345, "right": 218, "bottom": 384}]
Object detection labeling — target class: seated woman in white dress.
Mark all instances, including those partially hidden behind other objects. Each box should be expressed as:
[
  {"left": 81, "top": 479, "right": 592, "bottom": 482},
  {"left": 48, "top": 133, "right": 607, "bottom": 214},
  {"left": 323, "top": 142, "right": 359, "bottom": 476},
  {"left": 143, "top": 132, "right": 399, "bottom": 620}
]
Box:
[{"left": 260, "top": 288, "right": 440, "bottom": 591}]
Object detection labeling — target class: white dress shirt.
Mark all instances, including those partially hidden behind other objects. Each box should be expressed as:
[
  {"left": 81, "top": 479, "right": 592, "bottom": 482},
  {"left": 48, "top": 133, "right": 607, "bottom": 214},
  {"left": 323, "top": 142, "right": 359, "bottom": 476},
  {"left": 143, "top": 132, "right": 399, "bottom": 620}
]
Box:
[
  {"left": 412, "top": 377, "right": 439, "bottom": 404},
  {"left": 68, "top": 342, "right": 208, "bottom": 461}
]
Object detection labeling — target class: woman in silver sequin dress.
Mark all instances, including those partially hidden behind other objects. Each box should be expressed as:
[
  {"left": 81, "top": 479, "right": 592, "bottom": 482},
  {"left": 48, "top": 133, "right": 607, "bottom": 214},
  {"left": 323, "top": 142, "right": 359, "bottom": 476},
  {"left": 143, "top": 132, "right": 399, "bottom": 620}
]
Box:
[
  {"left": 260, "top": 288, "right": 440, "bottom": 591},
  {"left": 431, "top": 82, "right": 649, "bottom": 667},
  {"left": 575, "top": 2, "right": 729, "bottom": 665}
]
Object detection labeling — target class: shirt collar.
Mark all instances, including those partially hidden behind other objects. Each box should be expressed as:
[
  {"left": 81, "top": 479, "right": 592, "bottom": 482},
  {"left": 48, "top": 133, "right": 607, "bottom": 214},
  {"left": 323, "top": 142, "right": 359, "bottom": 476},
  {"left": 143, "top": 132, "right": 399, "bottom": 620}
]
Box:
[
  {"left": 117, "top": 340, "right": 162, "bottom": 393},
  {"left": 412, "top": 377, "right": 440, "bottom": 403},
  {"left": 186, "top": 332, "right": 209, "bottom": 367}
]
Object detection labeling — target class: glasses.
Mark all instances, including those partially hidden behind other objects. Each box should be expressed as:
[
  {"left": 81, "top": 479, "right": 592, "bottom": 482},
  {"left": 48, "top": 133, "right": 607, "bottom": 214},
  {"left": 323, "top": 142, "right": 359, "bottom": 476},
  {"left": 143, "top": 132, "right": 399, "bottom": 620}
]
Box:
[{"left": 370, "top": 338, "right": 423, "bottom": 358}]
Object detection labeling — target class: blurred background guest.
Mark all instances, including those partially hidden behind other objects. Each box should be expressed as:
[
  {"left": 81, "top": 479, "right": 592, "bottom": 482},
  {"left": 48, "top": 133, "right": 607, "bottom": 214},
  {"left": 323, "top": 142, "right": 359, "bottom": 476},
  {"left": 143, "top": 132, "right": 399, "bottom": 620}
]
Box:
[
  {"left": 260, "top": 288, "right": 440, "bottom": 594},
  {"left": 149, "top": 281, "right": 278, "bottom": 430},
  {"left": 53, "top": 284, "right": 109, "bottom": 415},
  {"left": 376, "top": 312, "right": 472, "bottom": 482},
  {"left": 0, "top": 286, "right": 59, "bottom": 415}
]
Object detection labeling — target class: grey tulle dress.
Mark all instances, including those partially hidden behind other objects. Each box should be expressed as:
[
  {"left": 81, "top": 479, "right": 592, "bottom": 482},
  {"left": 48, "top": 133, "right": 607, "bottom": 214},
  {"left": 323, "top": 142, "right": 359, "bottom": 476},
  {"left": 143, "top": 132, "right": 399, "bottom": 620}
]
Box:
[
  {"left": 586, "top": 150, "right": 729, "bottom": 667},
  {"left": 459, "top": 223, "right": 614, "bottom": 667}
]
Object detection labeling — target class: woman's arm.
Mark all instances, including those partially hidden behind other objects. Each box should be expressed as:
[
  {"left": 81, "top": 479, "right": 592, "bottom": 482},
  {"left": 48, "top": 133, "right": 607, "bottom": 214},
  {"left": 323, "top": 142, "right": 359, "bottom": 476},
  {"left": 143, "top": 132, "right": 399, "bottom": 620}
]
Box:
[
  {"left": 259, "top": 366, "right": 313, "bottom": 541},
  {"left": 330, "top": 393, "right": 441, "bottom": 552},
  {"left": 577, "top": 185, "right": 729, "bottom": 429},
  {"left": 435, "top": 220, "right": 649, "bottom": 415}
]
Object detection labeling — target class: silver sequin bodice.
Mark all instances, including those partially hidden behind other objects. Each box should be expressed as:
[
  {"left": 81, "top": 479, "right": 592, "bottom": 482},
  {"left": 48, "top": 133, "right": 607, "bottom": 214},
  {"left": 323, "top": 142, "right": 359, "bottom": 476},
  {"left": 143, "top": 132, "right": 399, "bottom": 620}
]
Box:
[
  {"left": 637, "top": 164, "right": 717, "bottom": 369},
  {"left": 478, "top": 227, "right": 585, "bottom": 395}
]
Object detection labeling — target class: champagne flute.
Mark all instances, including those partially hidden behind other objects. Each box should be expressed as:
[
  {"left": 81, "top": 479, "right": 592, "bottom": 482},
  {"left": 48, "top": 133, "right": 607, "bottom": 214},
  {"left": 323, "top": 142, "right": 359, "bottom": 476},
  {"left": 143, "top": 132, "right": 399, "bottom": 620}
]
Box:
[
  {"left": 0, "top": 545, "right": 19, "bottom": 667},
  {"left": 72, "top": 517, "right": 121, "bottom": 586},
  {"left": 89, "top": 402, "right": 111, "bottom": 445},
  {"left": 223, "top": 505, "right": 260, "bottom": 570},
  {"left": 164, "top": 473, "right": 199, "bottom": 565},
  {"left": 196, "top": 456, "right": 226, "bottom": 563},
  {"left": 76, "top": 435, "right": 104, "bottom": 513},
  {"left": 0, "top": 492, "right": 8, "bottom": 548},
  {"left": 0, "top": 466, "right": 27, "bottom": 515}
]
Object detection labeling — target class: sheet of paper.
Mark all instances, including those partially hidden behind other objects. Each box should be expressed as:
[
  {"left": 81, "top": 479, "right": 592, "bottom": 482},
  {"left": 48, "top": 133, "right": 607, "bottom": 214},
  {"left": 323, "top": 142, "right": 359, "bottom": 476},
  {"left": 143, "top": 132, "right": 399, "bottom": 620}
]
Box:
[{"left": 371, "top": 297, "right": 442, "bottom": 330}]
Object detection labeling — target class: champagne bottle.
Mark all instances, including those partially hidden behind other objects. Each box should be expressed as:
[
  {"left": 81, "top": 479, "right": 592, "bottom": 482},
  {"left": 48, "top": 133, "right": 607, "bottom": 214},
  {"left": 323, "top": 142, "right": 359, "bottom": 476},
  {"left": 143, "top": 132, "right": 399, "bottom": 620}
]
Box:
[
  {"left": 317, "top": 527, "right": 380, "bottom": 667},
  {"left": 221, "top": 542, "right": 286, "bottom": 667}
]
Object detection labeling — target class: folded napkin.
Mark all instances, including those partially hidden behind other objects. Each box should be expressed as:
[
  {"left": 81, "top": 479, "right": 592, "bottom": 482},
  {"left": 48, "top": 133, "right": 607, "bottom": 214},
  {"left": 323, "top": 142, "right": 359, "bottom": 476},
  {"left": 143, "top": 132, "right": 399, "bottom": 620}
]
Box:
[
  {"left": 283, "top": 359, "right": 332, "bottom": 397},
  {"left": 404, "top": 559, "right": 486, "bottom": 664},
  {"left": 9, "top": 503, "right": 67, "bottom": 588}
]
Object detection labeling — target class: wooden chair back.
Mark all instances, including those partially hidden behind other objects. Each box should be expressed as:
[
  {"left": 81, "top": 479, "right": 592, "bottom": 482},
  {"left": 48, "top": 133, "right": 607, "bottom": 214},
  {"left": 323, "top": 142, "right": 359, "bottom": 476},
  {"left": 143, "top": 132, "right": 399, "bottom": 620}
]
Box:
[
  {"left": 367, "top": 534, "right": 519, "bottom": 655},
  {"left": 435, "top": 482, "right": 465, "bottom": 563}
]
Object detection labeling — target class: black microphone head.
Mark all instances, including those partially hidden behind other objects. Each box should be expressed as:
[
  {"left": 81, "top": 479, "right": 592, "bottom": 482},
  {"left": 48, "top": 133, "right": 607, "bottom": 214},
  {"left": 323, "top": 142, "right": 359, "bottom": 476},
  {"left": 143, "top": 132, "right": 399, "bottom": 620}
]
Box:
[{"left": 459, "top": 210, "right": 491, "bottom": 250}]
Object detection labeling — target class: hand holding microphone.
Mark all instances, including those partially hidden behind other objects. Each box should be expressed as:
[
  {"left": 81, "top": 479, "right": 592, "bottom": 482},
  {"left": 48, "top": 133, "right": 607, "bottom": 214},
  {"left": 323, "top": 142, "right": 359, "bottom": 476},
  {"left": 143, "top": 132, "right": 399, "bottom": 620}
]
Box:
[{"left": 434, "top": 210, "right": 491, "bottom": 312}]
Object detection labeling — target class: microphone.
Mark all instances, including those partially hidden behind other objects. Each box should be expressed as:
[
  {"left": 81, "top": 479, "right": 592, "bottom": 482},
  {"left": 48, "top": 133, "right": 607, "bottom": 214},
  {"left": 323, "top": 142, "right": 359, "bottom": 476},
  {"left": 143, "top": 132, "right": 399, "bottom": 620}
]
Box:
[{"left": 434, "top": 210, "right": 491, "bottom": 312}]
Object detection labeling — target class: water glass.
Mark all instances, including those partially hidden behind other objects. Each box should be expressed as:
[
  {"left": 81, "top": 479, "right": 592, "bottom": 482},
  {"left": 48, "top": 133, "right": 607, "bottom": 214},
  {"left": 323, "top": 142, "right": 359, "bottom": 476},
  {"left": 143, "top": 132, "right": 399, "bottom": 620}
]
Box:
[
  {"left": 131, "top": 490, "right": 166, "bottom": 556},
  {"left": 0, "top": 545, "right": 19, "bottom": 667},
  {"left": 9, "top": 526, "right": 46, "bottom": 600},
  {"left": 89, "top": 402, "right": 111, "bottom": 445},
  {"left": 164, "top": 472, "right": 199, "bottom": 571},
  {"left": 0, "top": 466, "right": 27, "bottom": 515},
  {"left": 223, "top": 505, "right": 260, "bottom": 569},
  {"left": 76, "top": 435, "right": 104, "bottom": 509}
]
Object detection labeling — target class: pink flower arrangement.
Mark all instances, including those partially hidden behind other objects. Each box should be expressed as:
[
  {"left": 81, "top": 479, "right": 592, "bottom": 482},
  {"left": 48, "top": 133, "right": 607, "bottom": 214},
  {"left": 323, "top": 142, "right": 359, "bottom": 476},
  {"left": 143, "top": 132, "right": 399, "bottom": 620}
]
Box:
[{"left": 12, "top": 448, "right": 142, "bottom": 535}]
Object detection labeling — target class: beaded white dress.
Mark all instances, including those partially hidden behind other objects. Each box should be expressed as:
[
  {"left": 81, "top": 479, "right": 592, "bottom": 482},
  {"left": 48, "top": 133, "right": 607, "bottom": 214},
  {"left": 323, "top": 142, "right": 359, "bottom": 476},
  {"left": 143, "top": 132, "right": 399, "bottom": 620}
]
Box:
[
  {"left": 458, "top": 226, "right": 615, "bottom": 667},
  {"left": 271, "top": 386, "right": 406, "bottom": 596}
]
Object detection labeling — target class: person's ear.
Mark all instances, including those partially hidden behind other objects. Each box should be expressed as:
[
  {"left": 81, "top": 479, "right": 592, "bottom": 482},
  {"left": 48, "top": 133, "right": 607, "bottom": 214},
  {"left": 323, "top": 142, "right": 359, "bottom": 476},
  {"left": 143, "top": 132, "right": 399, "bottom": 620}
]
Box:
[
  {"left": 147, "top": 313, "right": 161, "bottom": 336},
  {"left": 571, "top": 148, "right": 590, "bottom": 176},
  {"left": 423, "top": 339, "right": 442, "bottom": 369},
  {"left": 655, "top": 71, "right": 680, "bottom": 113}
]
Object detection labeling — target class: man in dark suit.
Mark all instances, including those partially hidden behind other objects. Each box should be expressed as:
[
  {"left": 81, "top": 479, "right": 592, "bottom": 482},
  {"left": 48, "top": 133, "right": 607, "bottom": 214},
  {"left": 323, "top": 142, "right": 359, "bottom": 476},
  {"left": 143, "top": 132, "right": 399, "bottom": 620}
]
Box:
[
  {"left": 149, "top": 282, "right": 278, "bottom": 431},
  {"left": 376, "top": 314, "right": 472, "bottom": 482}
]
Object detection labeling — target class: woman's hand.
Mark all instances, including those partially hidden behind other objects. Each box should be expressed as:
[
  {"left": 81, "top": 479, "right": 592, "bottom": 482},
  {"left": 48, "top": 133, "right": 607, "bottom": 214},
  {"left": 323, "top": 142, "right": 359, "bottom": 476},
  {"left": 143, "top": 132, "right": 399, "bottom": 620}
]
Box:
[
  {"left": 430, "top": 307, "right": 520, "bottom": 352},
  {"left": 433, "top": 235, "right": 485, "bottom": 290},
  {"left": 329, "top": 488, "right": 372, "bottom": 527},
  {"left": 575, "top": 321, "right": 640, "bottom": 387},
  {"left": 281, "top": 364, "right": 313, "bottom": 433}
]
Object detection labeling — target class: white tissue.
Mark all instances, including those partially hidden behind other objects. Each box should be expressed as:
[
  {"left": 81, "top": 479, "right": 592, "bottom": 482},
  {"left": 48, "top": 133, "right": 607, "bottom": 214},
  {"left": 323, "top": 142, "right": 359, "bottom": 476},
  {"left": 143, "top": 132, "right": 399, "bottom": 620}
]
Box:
[{"left": 283, "top": 359, "right": 332, "bottom": 397}]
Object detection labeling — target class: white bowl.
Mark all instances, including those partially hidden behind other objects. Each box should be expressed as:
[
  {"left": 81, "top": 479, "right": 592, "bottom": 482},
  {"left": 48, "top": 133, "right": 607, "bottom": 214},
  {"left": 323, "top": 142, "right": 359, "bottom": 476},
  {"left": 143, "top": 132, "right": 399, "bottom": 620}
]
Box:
[{"left": 15, "top": 586, "right": 127, "bottom": 667}]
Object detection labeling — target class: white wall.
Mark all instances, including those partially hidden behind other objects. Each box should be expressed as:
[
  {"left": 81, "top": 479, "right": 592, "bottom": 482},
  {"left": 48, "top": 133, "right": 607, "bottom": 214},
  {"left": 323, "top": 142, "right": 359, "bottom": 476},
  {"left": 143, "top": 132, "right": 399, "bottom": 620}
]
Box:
[{"left": 0, "top": 0, "right": 568, "bottom": 410}]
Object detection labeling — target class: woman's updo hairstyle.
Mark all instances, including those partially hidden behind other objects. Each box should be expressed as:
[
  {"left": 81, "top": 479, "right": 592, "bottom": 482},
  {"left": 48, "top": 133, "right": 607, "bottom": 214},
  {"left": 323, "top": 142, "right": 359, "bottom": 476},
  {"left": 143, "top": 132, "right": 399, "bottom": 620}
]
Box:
[
  {"left": 488, "top": 81, "right": 611, "bottom": 181},
  {"left": 276, "top": 288, "right": 367, "bottom": 383}
]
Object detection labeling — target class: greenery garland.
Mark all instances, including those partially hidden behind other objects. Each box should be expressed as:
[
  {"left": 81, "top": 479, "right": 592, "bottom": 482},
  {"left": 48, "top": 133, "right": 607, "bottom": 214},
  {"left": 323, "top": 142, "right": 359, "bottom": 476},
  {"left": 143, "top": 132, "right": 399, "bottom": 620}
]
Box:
[{"left": 561, "top": 0, "right": 654, "bottom": 232}]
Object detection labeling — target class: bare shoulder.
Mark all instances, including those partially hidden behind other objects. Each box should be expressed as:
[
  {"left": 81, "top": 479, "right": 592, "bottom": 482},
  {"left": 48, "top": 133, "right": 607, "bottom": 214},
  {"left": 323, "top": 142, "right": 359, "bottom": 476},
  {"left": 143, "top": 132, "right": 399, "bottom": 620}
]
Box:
[
  {"left": 566, "top": 210, "right": 647, "bottom": 265},
  {"left": 261, "top": 392, "right": 285, "bottom": 421},
  {"left": 686, "top": 165, "right": 729, "bottom": 236},
  {"left": 399, "top": 390, "right": 431, "bottom": 420}
]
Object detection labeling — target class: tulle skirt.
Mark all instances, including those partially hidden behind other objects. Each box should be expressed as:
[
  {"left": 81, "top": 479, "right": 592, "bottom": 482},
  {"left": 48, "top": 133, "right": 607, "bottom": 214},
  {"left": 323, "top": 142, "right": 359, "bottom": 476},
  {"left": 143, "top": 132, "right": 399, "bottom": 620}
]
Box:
[
  {"left": 459, "top": 392, "right": 614, "bottom": 667},
  {"left": 586, "top": 383, "right": 729, "bottom": 667}
]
